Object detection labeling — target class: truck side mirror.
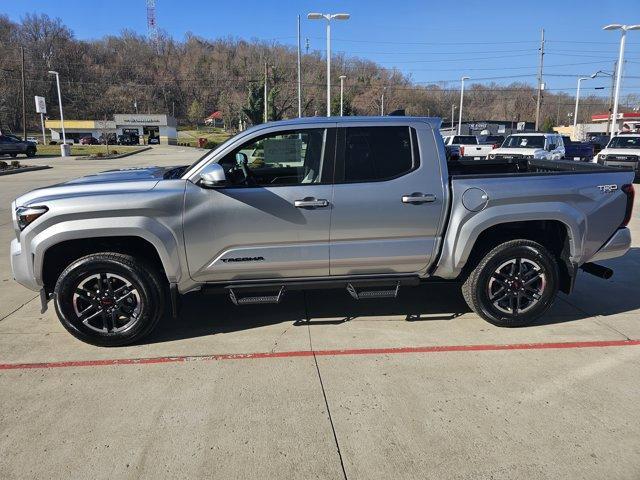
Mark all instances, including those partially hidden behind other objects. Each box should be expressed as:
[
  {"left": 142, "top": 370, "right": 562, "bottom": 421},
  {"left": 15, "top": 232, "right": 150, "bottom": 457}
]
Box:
[{"left": 198, "top": 163, "right": 227, "bottom": 188}]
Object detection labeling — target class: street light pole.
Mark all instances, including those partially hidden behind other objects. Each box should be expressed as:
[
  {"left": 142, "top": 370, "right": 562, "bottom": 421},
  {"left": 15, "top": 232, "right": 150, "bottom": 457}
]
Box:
[
  {"left": 307, "top": 12, "right": 350, "bottom": 117},
  {"left": 381, "top": 86, "right": 386, "bottom": 115},
  {"left": 458, "top": 76, "right": 469, "bottom": 135},
  {"left": 339, "top": 75, "right": 346, "bottom": 116},
  {"left": 451, "top": 104, "right": 456, "bottom": 132},
  {"left": 297, "top": 15, "right": 302, "bottom": 117},
  {"left": 603, "top": 24, "right": 640, "bottom": 135},
  {"left": 573, "top": 74, "right": 596, "bottom": 135},
  {"left": 48, "top": 70, "right": 67, "bottom": 156}
]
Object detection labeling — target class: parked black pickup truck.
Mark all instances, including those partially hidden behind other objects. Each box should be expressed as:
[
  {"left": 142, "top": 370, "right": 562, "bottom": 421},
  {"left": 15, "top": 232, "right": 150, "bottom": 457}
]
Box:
[
  {"left": 0, "top": 135, "right": 37, "bottom": 158},
  {"left": 562, "top": 136, "right": 594, "bottom": 162}
]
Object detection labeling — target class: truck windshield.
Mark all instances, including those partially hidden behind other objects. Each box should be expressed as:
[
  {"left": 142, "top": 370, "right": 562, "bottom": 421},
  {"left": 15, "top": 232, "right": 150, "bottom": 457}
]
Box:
[
  {"left": 503, "top": 135, "right": 545, "bottom": 148},
  {"left": 607, "top": 136, "right": 640, "bottom": 149}
]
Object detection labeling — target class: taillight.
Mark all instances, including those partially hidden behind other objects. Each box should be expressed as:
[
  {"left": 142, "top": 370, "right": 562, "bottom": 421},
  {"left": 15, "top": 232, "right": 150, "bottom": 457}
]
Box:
[
  {"left": 621, "top": 184, "right": 635, "bottom": 227},
  {"left": 460, "top": 146, "right": 465, "bottom": 156}
]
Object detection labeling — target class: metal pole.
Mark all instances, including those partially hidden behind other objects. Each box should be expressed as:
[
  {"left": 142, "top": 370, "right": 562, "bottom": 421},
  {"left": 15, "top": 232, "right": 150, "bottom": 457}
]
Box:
[
  {"left": 535, "top": 28, "right": 545, "bottom": 131},
  {"left": 451, "top": 105, "right": 455, "bottom": 131},
  {"left": 326, "top": 19, "right": 331, "bottom": 117},
  {"left": 381, "top": 87, "right": 385, "bottom": 115},
  {"left": 610, "top": 31, "right": 626, "bottom": 135},
  {"left": 264, "top": 62, "right": 268, "bottom": 123},
  {"left": 54, "top": 73, "right": 66, "bottom": 145},
  {"left": 339, "top": 75, "right": 345, "bottom": 116},
  {"left": 606, "top": 61, "right": 616, "bottom": 136},
  {"left": 458, "top": 78, "right": 465, "bottom": 135},
  {"left": 573, "top": 78, "right": 584, "bottom": 132},
  {"left": 40, "top": 112, "right": 45, "bottom": 145},
  {"left": 21, "top": 46, "right": 26, "bottom": 141},
  {"left": 297, "top": 15, "right": 302, "bottom": 118}
]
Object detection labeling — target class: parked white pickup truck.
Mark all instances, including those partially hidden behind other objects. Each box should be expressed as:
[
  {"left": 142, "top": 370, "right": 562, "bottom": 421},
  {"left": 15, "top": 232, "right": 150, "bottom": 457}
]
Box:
[
  {"left": 443, "top": 135, "right": 493, "bottom": 160},
  {"left": 488, "top": 133, "right": 565, "bottom": 161},
  {"left": 596, "top": 133, "right": 640, "bottom": 181}
]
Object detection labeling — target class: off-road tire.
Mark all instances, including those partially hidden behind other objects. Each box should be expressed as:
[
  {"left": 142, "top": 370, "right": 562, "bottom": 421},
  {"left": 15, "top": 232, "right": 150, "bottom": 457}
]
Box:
[
  {"left": 54, "top": 252, "right": 165, "bottom": 346},
  {"left": 462, "top": 239, "right": 559, "bottom": 327},
  {"left": 25, "top": 148, "right": 36, "bottom": 158}
]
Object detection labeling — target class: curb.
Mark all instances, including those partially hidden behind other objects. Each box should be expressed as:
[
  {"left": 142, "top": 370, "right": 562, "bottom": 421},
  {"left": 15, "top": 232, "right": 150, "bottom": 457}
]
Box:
[
  {"left": 0, "top": 165, "right": 51, "bottom": 176},
  {"left": 75, "top": 146, "right": 153, "bottom": 160}
]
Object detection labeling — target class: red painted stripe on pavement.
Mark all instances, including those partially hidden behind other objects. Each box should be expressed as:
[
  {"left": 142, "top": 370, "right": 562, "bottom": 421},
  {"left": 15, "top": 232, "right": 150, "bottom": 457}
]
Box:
[{"left": 0, "top": 339, "right": 639, "bottom": 371}]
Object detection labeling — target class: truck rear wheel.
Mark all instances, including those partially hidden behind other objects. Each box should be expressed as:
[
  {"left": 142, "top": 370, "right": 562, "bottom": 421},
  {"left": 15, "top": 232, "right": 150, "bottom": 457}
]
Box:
[
  {"left": 26, "top": 148, "right": 36, "bottom": 158},
  {"left": 462, "top": 240, "right": 559, "bottom": 327},
  {"left": 54, "top": 253, "right": 165, "bottom": 346}
]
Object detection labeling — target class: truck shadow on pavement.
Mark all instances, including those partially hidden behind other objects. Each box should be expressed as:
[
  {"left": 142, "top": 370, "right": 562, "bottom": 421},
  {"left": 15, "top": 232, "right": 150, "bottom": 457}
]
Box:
[{"left": 143, "top": 248, "right": 640, "bottom": 345}]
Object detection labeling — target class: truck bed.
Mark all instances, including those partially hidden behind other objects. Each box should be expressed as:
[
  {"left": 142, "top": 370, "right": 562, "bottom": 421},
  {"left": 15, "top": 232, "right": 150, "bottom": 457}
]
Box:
[{"left": 447, "top": 158, "right": 626, "bottom": 178}]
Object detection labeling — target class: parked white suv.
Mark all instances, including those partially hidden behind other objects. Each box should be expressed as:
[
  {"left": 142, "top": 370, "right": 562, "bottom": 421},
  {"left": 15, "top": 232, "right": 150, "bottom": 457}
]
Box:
[
  {"left": 488, "top": 133, "right": 565, "bottom": 161},
  {"left": 595, "top": 134, "right": 640, "bottom": 181}
]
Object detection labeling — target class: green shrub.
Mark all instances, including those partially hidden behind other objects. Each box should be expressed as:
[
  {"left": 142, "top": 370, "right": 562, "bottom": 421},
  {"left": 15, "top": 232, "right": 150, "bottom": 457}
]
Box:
[
  {"left": 110, "top": 150, "right": 118, "bottom": 155},
  {"left": 95, "top": 152, "right": 104, "bottom": 158},
  {"left": 204, "top": 140, "right": 220, "bottom": 149},
  {"left": 0, "top": 161, "right": 8, "bottom": 170},
  {"left": 11, "top": 160, "right": 20, "bottom": 168}
]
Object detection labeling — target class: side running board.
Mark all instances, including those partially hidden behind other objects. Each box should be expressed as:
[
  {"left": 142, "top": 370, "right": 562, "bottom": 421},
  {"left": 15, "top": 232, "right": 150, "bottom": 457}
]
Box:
[
  {"left": 346, "top": 281, "right": 401, "bottom": 300},
  {"left": 229, "top": 286, "right": 285, "bottom": 305}
]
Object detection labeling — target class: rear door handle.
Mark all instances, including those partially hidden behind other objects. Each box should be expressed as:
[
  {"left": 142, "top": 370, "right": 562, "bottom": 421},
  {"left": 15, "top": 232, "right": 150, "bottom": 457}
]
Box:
[
  {"left": 294, "top": 198, "right": 329, "bottom": 208},
  {"left": 402, "top": 193, "right": 437, "bottom": 204}
]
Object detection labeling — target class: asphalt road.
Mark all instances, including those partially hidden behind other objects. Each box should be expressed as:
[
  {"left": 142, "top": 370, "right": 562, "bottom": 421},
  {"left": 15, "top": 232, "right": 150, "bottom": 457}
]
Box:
[{"left": 1, "top": 147, "right": 639, "bottom": 479}]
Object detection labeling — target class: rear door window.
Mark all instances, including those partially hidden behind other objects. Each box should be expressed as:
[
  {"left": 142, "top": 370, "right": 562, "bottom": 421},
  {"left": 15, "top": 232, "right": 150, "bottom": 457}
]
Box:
[{"left": 337, "top": 126, "right": 419, "bottom": 183}]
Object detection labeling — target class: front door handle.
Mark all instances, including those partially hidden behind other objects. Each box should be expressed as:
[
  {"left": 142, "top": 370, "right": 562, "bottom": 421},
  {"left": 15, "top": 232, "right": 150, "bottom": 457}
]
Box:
[
  {"left": 294, "top": 198, "right": 329, "bottom": 208},
  {"left": 402, "top": 193, "right": 437, "bottom": 204}
]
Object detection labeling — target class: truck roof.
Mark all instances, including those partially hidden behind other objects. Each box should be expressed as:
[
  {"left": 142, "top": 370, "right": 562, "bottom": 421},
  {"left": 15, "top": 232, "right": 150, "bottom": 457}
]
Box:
[{"left": 257, "top": 116, "right": 442, "bottom": 130}]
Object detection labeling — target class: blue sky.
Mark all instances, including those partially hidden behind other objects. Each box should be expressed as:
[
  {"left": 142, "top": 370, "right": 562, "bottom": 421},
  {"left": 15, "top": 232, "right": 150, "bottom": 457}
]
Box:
[{"left": 3, "top": 0, "right": 640, "bottom": 100}]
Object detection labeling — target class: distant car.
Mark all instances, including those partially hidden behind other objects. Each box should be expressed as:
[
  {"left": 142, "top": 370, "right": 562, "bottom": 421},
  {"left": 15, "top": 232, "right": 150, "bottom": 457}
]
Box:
[
  {"left": 26, "top": 136, "right": 40, "bottom": 144},
  {"left": 443, "top": 135, "right": 493, "bottom": 160},
  {"left": 561, "top": 136, "right": 594, "bottom": 162},
  {"left": 588, "top": 135, "right": 611, "bottom": 156},
  {"left": 487, "top": 133, "right": 565, "bottom": 161},
  {"left": 80, "top": 136, "right": 99, "bottom": 145},
  {"left": 0, "top": 135, "right": 37, "bottom": 157},
  {"left": 148, "top": 137, "right": 160, "bottom": 145}
]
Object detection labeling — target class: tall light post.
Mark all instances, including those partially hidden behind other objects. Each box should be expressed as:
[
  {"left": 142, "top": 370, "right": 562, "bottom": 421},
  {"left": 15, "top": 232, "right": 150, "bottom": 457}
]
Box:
[
  {"left": 457, "top": 76, "right": 469, "bottom": 135},
  {"left": 307, "top": 12, "right": 350, "bottom": 117},
  {"left": 381, "top": 86, "right": 386, "bottom": 115},
  {"left": 451, "top": 105, "right": 457, "bottom": 132},
  {"left": 48, "top": 70, "right": 68, "bottom": 156},
  {"left": 603, "top": 24, "right": 640, "bottom": 135},
  {"left": 339, "top": 75, "right": 346, "bottom": 116},
  {"left": 573, "top": 73, "right": 597, "bottom": 134}
]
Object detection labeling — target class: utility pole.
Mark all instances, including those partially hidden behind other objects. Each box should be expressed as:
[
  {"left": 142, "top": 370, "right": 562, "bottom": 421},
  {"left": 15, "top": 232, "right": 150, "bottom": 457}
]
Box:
[
  {"left": 381, "top": 87, "right": 385, "bottom": 115},
  {"left": 264, "top": 62, "right": 268, "bottom": 123},
  {"left": 297, "top": 15, "right": 302, "bottom": 117},
  {"left": 21, "top": 46, "right": 26, "bottom": 141},
  {"left": 534, "top": 28, "right": 545, "bottom": 131},
  {"left": 606, "top": 61, "right": 617, "bottom": 135}
]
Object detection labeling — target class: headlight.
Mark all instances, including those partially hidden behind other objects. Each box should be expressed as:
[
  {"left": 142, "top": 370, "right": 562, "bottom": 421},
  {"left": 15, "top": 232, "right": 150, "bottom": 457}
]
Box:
[{"left": 16, "top": 206, "right": 48, "bottom": 230}]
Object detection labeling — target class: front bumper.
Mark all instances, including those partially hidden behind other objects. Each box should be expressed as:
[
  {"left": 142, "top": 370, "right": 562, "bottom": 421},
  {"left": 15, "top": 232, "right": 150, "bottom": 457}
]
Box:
[
  {"left": 588, "top": 228, "right": 632, "bottom": 263},
  {"left": 10, "top": 238, "right": 40, "bottom": 292}
]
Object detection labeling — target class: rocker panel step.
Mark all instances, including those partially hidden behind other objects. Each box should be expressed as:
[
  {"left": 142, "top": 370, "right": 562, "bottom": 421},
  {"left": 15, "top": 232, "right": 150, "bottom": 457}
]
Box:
[
  {"left": 229, "top": 286, "right": 285, "bottom": 306},
  {"left": 347, "top": 282, "right": 401, "bottom": 300}
]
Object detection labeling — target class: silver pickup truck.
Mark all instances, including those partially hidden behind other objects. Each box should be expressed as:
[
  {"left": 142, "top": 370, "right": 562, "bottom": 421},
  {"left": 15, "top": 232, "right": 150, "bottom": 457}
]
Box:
[{"left": 10, "top": 117, "right": 635, "bottom": 346}]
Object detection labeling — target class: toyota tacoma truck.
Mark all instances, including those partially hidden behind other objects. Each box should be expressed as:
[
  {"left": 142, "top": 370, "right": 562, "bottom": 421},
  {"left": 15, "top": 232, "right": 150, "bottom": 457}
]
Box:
[
  {"left": 488, "top": 133, "right": 565, "bottom": 161},
  {"left": 443, "top": 135, "right": 493, "bottom": 160},
  {"left": 10, "top": 117, "right": 635, "bottom": 346},
  {"left": 596, "top": 133, "right": 640, "bottom": 181}
]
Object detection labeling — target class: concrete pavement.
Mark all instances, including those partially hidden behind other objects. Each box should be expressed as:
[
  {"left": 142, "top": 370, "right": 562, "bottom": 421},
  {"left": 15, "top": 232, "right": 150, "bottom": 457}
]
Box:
[{"left": 1, "top": 146, "right": 639, "bottom": 479}]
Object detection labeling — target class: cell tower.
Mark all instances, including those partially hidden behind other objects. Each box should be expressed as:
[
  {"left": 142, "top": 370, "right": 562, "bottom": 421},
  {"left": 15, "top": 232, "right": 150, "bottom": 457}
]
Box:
[{"left": 146, "top": 0, "right": 158, "bottom": 43}]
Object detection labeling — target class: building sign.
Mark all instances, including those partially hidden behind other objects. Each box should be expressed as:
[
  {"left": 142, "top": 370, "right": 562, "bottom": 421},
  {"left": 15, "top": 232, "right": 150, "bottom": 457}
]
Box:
[
  {"left": 34, "top": 96, "right": 46, "bottom": 114},
  {"left": 517, "top": 122, "right": 526, "bottom": 131},
  {"left": 113, "top": 114, "right": 172, "bottom": 126}
]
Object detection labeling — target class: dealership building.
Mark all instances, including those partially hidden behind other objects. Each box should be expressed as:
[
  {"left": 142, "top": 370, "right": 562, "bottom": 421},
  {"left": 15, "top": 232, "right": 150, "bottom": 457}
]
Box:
[
  {"left": 554, "top": 112, "right": 640, "bottom": 140},
  {"left": 45, "top": 113, "right": 177, "bottom": 144}
]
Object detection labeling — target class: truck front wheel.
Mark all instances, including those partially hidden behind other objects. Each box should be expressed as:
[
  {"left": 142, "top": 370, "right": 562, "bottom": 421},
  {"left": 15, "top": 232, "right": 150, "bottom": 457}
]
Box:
[
  {"left": 462, "top": 240, "right": 559, "bottom": 327},
  {"left": 54, "top": 253, "right": 165, "bottom": 346}
]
